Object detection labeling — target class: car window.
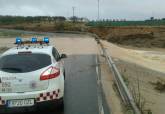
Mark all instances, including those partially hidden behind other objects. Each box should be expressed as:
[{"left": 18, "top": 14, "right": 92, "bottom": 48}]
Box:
[
  {"left": 0, "top": 53, "right": 51, "bottom": 73},
  {"left": 52, "top": 48, "right": 60, "bottom": 61}
]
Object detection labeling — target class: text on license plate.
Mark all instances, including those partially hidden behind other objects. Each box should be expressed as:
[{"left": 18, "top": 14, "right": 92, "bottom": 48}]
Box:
[{"left": 7, "top": 99, "right": 34, "bottom": 107}]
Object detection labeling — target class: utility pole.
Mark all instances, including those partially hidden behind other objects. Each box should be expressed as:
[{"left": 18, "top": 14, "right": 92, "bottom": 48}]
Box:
[
  {"left": 72, "top": 7, "right": 75, "bottom": 17},
  {"left": 72, "top": 6, "right": 76, "bottom": 22},
  {"left": 97, "top": 0, "right": 100, "bottom": 21}
]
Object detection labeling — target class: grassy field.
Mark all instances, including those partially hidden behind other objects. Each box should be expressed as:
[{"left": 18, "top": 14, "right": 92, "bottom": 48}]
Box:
[
  {"left": 0, "top": 29, "right": 23, "bottom": 37},
  {"left": 87, "top": 20, "right": 165, "bottom": 27},
  {"left": 0, "top": 29, "right": 50, "bottom": 38},
  {"left": 0, "top": 21, "right": 87, "bottom": 32}
]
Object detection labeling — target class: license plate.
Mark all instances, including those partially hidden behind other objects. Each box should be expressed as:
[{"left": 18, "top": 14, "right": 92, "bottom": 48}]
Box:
[{"left": 7, "top": 99, "right": 34, "bottom": 107}]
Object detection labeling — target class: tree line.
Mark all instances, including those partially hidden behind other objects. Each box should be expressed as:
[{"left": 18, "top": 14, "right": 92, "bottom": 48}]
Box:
[{"left": 0, "top": 16, "right": 66, "bottom": 24}]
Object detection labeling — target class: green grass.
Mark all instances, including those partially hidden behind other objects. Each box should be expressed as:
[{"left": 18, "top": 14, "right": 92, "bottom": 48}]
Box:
[
  {"left": 87, "top": 20, "right": 165, "bottom": 27},
  {"left": 0, "top": 29, "right": 22, "bottom": 37},
  {"left": 0, "top": 29, "right": 46, "bottom": 38}
]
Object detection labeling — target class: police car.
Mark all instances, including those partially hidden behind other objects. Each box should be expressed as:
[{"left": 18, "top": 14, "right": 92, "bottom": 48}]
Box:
[{"left": 0, "top": 37, "right": 66, "bottom": 113}]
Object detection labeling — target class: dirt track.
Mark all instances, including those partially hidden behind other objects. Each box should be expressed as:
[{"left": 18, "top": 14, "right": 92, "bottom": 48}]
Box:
[
  {"left": 0, "top": 34, "right": 98, "bottom": 55},
  {"left": 102, "top": 40, "right": 165, "bottom": 74}
]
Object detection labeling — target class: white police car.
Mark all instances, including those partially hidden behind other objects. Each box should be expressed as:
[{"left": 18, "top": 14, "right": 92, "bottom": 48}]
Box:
[{"left": 0, "top": 37, "right": 66, "bottom": 113}]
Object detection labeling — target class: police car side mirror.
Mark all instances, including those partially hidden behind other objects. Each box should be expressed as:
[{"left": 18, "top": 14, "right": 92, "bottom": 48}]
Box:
[{"left": 60, "top": 54, "right": 67, "bottom": 59}]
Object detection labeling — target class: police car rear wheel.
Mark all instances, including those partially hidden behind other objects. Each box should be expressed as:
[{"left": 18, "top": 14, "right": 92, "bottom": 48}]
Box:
[{"left": 58, "top": 98, "right": 64, "bottom": 110}]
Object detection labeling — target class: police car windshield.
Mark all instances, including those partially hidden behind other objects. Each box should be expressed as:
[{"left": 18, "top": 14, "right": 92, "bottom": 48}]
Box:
[{"left": 0, "top": 53, "right": 51, "bottom": 73}]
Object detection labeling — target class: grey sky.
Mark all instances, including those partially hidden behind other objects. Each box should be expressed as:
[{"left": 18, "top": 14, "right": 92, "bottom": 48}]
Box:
[{"left": 0, "top": 0, "right": 164, "bottom": 20}]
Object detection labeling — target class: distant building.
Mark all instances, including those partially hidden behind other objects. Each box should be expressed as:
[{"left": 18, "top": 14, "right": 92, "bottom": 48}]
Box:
[{"left": 66, "top": 17, "right": 89, "bottom": 22}]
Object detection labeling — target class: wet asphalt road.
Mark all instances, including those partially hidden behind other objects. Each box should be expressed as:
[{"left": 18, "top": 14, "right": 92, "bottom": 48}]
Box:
[
  {"left": 13, "top": 54, "right": 100, "bottom": 114},
  {"left": 64, "top": 55, "right": 99, "bottom": 114}
]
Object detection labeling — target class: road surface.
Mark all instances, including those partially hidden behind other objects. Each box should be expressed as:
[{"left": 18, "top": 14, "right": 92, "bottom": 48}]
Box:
[
  {"left": 12, "top": 54, "right": 101, "bottom": 114},
  {"left": 64, "top": 55, "right": 99, "bottom": 114}
]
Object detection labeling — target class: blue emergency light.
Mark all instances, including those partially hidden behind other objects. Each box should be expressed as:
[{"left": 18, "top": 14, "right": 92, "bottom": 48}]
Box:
[
  {"left": 15, "top": 37, "right": 49, "bottom": 46},
  {"left": 31, "top": 37, "right": 37, "bottom": 43},
  {"left": 43, "top": 37, "right": 49, "bottom": 43},
  {"left": 15, "top": 37, "right": 22, "bottom": 44}
]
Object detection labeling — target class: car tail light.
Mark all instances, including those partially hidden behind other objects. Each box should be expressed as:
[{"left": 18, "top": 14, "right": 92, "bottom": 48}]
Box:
[{"left": 40, "top": 66, "right": 60, "bottom": 81}]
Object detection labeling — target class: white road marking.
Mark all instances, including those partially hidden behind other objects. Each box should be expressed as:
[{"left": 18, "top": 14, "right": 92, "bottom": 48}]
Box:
[
  {"left": 96, "top": 56, "right": 99, "bottom": 80},
  {"left": 95, "top": 55, "right": 105, "bottom": 114}
]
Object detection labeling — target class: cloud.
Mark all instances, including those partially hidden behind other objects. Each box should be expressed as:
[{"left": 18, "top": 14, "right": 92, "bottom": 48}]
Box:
[{"left": 0, "top": 0, "right": 164, "bottom": 20}]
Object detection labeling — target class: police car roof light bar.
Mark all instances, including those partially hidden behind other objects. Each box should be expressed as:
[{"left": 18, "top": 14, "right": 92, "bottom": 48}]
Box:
[{"left": 14, "top": 37, "right": 49, "bottom": 47}]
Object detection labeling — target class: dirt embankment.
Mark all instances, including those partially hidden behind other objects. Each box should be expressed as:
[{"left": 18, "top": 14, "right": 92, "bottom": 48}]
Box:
[{"left": 89, "top": 26, "right": 165, "bottom": 48}]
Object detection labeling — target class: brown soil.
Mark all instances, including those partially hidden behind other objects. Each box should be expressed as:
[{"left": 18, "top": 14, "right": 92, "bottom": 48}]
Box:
[
  {"left": 89, "top": 26, "right": 165, "bottom": 48},
  {"left": 0, "top": 47, "right": 9, "bottom": 53}
]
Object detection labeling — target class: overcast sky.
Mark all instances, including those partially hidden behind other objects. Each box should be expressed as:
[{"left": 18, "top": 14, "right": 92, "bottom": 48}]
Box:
[{"left": 0, "top": 0, "right": 164, "bottom": 20}]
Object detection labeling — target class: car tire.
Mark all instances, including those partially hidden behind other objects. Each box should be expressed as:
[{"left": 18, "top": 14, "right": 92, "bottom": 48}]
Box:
[
  {"left": 58, "top": 98, "right": 64, "bottom": 110},
  {"left": 50, "top": 98, "right": 64, "bottom": 112}
]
